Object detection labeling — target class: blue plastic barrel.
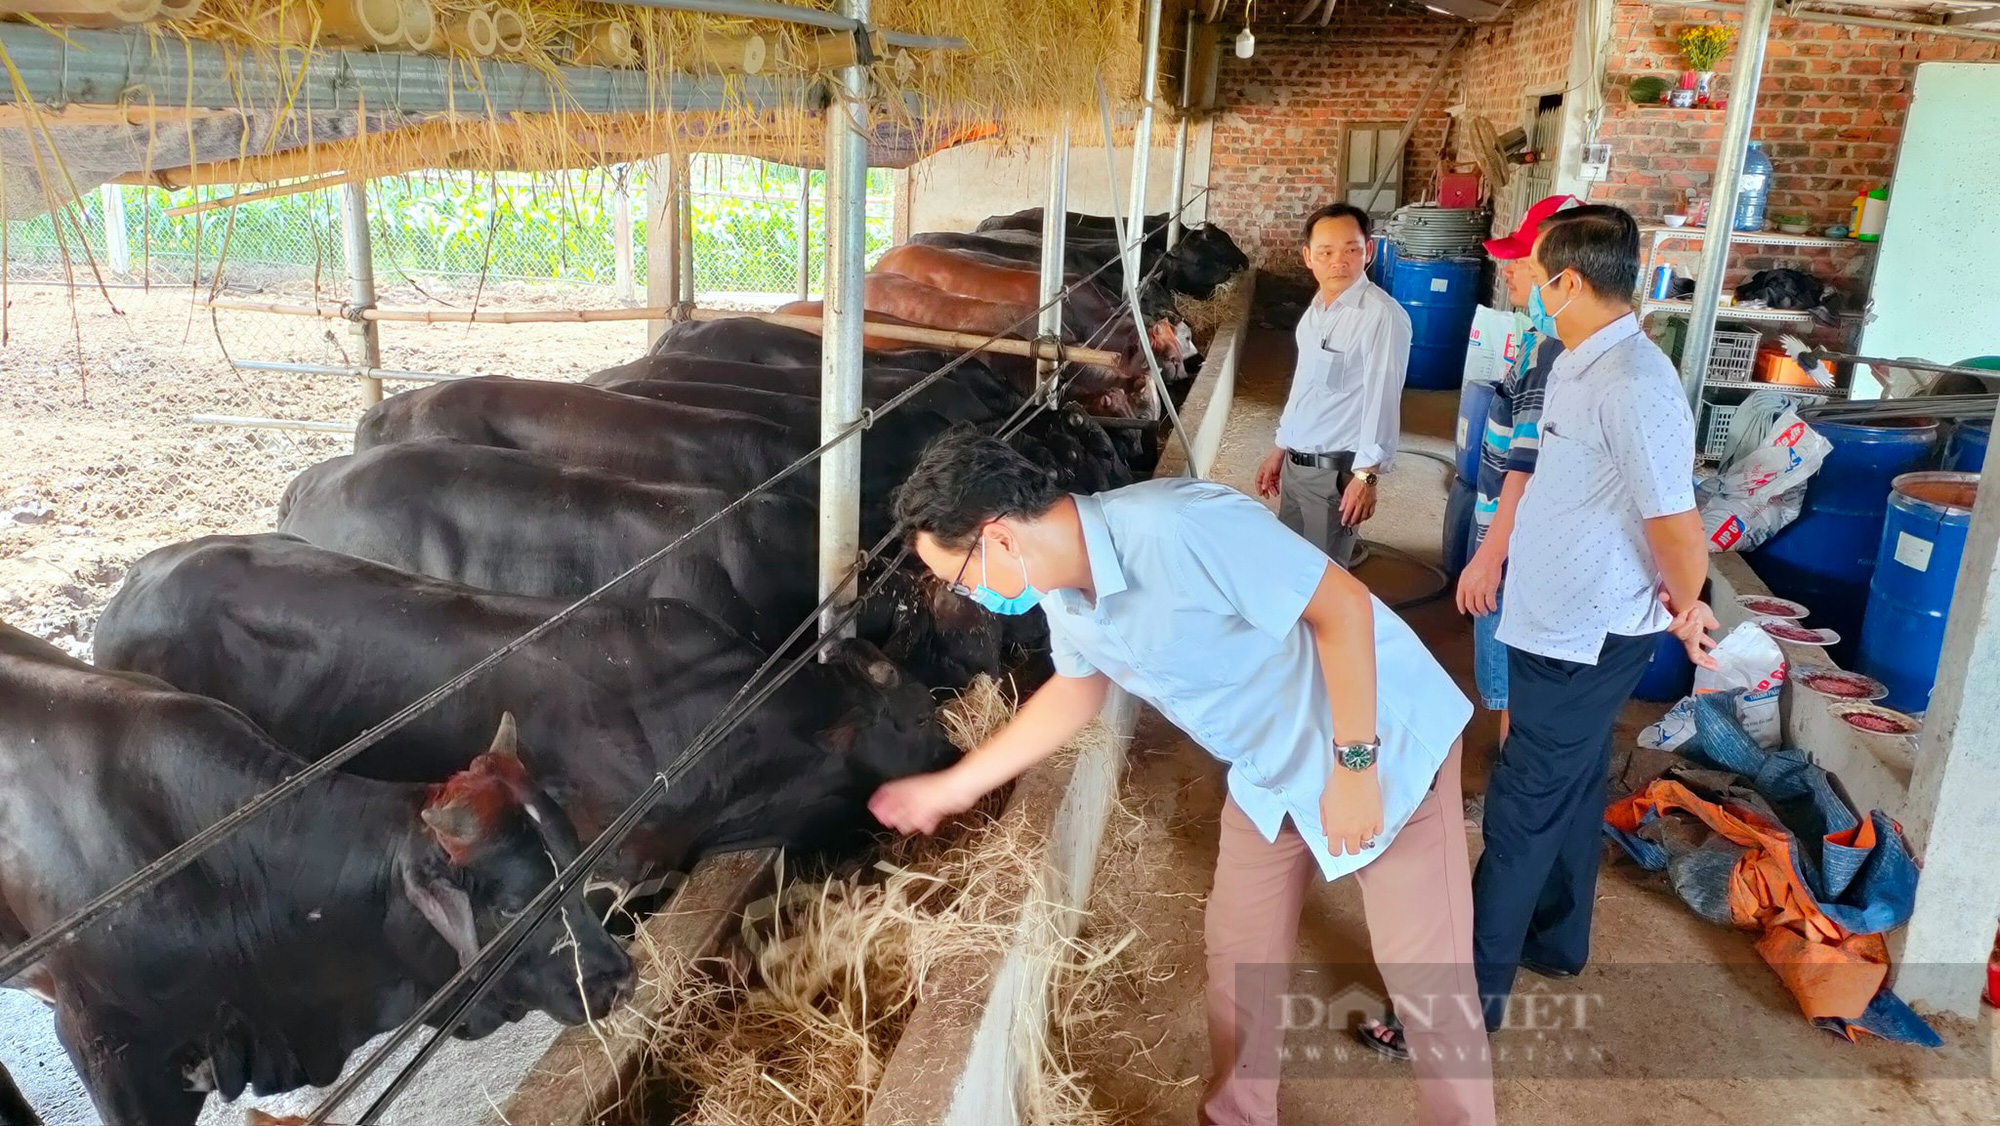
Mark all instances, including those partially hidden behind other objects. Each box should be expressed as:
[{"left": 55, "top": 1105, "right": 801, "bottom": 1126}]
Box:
[
  {"left": 1387, "top": 255, "right": 1484, "bottom": 392},
  {"left": 1367, "top": 235, "right": 1394, "bottom": 286},
  {"left": 1857, "top": 472, "right": 1978, "bottom": 713},
  {"left": 1943, "top": 419, "right": 1990, "bottom": 473},
  {"left": 1632, "top": 630, "right": 1696, "bottom": 703},
  {"left": 1443, "top": 475, "right": 1477, "bottom": 579},
  {"left": 1455, "top": 378, "right": 1500, "bottom": 485},
  {"left": 1749, "top": 417, "right": 1939, "bottom": 665}
]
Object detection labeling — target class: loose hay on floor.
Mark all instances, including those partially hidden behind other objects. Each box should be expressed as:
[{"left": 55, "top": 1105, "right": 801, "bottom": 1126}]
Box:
[
  {"left": 615, "top": 674, "right": 1153, "bottom": 1126},
  {"left": 1173, "top": 273, "right": 1251, "bottom": 349}
]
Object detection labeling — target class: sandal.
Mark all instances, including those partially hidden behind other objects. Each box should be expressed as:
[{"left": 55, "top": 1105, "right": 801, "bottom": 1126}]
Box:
[{"left": 1352, "top": 1015, "right": 1411, "bottom": 1061}]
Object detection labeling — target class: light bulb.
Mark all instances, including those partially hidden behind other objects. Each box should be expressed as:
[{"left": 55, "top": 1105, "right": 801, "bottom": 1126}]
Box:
[{"left": 1235, "top": 26, "right": 1254, "bottom": 58}]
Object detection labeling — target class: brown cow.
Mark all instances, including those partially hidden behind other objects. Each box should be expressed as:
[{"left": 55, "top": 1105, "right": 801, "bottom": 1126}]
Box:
[{"left": 874, "top": 242, "right": 1043, "bottom": 306}]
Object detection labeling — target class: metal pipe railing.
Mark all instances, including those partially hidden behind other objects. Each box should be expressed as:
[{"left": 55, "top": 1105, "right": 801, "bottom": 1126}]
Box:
[
  {"left": 819, "top": 0, "right": 871, "bottom": 643},
  {"left": 1036, "top": 120, "right": 1071, "bottom": 384},
  {"left": 1123, "top": 0, "right": 1164, "bottom": 281}
]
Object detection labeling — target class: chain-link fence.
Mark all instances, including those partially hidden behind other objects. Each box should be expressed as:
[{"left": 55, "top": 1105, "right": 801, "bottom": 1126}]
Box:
[
  {"left": 1, "top": 156, "right": 895, "bottom": 657},
  {"left": 6, "top": 157, "right": 895, "bottom": 298}
]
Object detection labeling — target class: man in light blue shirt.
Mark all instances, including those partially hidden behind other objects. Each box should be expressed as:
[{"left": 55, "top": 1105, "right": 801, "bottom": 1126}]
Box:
[{"left": 870, "top": 430, "right": 1492, "bottom": 1126}]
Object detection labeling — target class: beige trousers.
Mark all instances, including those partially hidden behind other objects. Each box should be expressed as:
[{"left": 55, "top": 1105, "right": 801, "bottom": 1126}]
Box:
[{"left": 1200, "top": 743, "right": 1494, "bottom": 1126}]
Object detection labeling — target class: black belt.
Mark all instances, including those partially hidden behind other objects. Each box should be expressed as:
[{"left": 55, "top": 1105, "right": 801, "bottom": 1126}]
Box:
[{"left": 1287, "top": 449, "right": 1354, "bottom": 469}]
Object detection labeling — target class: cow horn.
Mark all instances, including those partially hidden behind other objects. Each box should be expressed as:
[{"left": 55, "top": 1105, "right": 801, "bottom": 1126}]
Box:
[
  {"left": 864, "top": 658, "right": 901, "bottom": 689},
  {"left": 489, "top": 712, "right": 519, "bottom": 755}
]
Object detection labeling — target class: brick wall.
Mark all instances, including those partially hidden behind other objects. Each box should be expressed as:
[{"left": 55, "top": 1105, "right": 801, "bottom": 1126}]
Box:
[
  {"left": 1206, "top": 3, "right": 1464, "bottom": 276},
  {"left": 1594, "top": 4, "right": 1998, "bottom": 291},
  {"left": 1206, "top": 0, "right": 1582, "bottom": 279},
  {"left": 1455, "top": 0, "right": 1581, "bottom": 229}
]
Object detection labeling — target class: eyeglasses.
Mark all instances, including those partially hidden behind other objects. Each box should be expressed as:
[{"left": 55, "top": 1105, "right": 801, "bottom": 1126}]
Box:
[{"left": 946, "top": 540, "right": 980, "bottom": 599}]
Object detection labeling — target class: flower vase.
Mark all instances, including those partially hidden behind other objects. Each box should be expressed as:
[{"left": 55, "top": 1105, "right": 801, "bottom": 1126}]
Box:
[
  {"left": 1670, "top": 77, "right": 1698, "bottom": 108},
  {"left": 1696, "top": 70, "right": 1717, "bottom": 105}
]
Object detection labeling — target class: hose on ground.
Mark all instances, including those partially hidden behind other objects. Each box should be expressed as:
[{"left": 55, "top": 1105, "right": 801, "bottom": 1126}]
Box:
[{"left": 1358, "top": 446, "right": 1456, "bottom": 613}]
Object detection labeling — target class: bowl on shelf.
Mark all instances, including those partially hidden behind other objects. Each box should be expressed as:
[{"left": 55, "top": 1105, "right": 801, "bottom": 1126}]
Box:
[
  {"left": 1825, "top": 224, "right": 1850, "bottom": 238},
  {"left": 1662, "top": 213, "right": 1689, "bottom": 228},
  {"left": 1778, "top": 222, "right": 1812, "bottom": 235}
]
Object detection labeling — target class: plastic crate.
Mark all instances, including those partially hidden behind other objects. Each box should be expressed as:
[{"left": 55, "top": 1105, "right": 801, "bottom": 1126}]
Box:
[
  {"left": 1705, "top": 328, "right": 1761, "bottom": 384},
  {"left": 1701, "top": 403, "right": 1739, "bottom": 461}
]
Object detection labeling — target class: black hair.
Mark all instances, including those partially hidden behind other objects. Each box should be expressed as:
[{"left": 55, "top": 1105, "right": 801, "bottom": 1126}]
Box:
[
  {"left": 1533, "top": 204, "right": 1640, "bottom": 300},
  {"left": 1301, "top": 202, "right": 1373, "bottom": 244},
  {"left": 892, "top": 426, "right": 1064, "bottom": 551}
]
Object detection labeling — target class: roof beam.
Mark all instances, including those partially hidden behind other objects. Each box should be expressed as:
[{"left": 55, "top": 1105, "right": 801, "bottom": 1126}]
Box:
[
  {"left": 0, "top": 24, "right": 821, "bottom": 116},
  {"left": 1641, "top": 0, "right": 2000, "bottom": 43},
  {"left": 1946, "top": 5, "right": 2000, "bottom": 23}
]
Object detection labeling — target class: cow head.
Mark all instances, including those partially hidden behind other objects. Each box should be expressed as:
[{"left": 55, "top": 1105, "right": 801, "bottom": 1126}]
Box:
[
  {"left": 1164, "top": 225, "right": 1249, "bottom": 299},
  {"left": 398, "top": 715, "right": 633, "bottom": 1036},
  {"left": 817, "top": 638, "right": 960, "bottom": 781}
]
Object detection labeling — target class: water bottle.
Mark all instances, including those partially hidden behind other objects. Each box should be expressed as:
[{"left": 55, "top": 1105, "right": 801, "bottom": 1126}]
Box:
[{"left": 1734, "top": 141, "right": 1773, "bottom": 232}]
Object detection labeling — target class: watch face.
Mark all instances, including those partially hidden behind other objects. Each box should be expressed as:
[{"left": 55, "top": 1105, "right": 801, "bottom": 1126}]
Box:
[{"left": 1338, "top": 743, "right": 1378, "bottom": 771}]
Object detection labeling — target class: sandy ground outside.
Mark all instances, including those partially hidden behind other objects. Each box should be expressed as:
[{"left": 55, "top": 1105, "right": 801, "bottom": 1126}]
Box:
[{"left": 1071, "top": 327, "right": 2000, "bottom": 1126}]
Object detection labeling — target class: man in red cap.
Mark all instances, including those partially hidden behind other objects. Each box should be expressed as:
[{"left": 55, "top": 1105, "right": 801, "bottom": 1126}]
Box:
[
  {"left": 1456, "top": 193, "right": 1578, "bottom": 752},
  {"left": 1355, "top": 192, "right": 1577, "bottom": 1060}
]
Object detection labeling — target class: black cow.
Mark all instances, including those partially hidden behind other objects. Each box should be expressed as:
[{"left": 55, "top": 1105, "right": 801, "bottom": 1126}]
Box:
[
  {"left": 354, "top": 377, "right": 951, "bottom": 523},
  {"left": 0, "top": 1064, "right": 35, "bottom": 1126},
  {"left": 278, "top": 441, "right": 809, "bottom": 648},
  {"left": 580, "top": 357, "right": 1001, "bottom": 424},
  {"left": 91, "top": 536, "right": 960, "bottom": 886},
  {"left": 647, "top": 316, "right": 1045, "bottom": 401},
  {"left": 0, "top": 622, "right": 631, "bottom": 1126},
  {"left": 957, "top": 213, "right": 1247, "bottom": 300}
]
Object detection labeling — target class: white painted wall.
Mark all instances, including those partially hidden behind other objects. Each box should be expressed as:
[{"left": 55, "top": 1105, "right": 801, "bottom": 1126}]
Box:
[
  {"left": 1858, "top": 63, "right": 2000, "bottom": 369},
  {"left": 906, "top": 124, "right": 1214, "bottom": 234}
]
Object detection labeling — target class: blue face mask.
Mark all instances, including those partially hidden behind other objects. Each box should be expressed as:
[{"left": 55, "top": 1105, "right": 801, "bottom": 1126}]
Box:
[
  {"left": 1527, "top": 272, "right": 1573, "bottom": 339},
  {"left": 957, "top": 539, "right": 1044, "bottom": 616}
]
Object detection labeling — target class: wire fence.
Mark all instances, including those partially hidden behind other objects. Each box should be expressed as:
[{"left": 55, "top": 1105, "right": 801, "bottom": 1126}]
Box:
[
  {"left": 0, "top": 156, "right": 895, "bottom": 662},
  {"left": 5, "top": 156, "right": 895, "bottom": 298}
]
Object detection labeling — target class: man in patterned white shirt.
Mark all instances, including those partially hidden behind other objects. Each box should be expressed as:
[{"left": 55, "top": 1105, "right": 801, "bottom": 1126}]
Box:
[
  {"left": 1254, "top": 203, "right": 1413, "bottom": 567},
  {"left": 1473, "top": 204, "right": 1719, "bottom": 1030}
]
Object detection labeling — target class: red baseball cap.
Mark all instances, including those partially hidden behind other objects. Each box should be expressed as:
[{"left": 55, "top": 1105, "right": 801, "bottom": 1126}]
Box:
[{"left": 1483, "top": 194, "right": 1580, "bottom": 260}]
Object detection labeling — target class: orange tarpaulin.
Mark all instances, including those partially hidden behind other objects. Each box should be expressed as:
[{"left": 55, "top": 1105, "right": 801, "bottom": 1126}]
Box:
[{"left": 1606, "top": 779, "right": 1890, "bottom": 1026}]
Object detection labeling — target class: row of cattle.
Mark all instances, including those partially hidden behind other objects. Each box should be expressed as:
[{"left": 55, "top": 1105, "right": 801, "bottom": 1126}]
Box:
[{"left": 0, "top": 211, "right": 1245, "bottom": 1125}]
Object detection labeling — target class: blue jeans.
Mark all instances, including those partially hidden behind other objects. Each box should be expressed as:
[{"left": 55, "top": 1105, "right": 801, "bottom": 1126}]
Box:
[{"left": 1472, "top": 593, "right": 1508, "bottom": 710}]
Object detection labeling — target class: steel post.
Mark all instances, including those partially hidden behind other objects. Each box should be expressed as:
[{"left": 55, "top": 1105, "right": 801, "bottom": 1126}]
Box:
[
  {"left": 1677, "top": 0, "right": 1777, "bottom": 405},
  {"left": 1036, "top": 122, "right": 1070, "bottom": 385},
  {"left": 1166, "top": 116, "right": 1190, "bottom": 250},
  {"left": 1124, "top": 0, "right": 1163, "bottom": 280},
  {"left": 797, "top": 167, "right": 814, "bottom": 299},
  {"left": 1167, "top": 9, "right": 1195, "bottom": 249},
  {"left": 338, "top": 180, "right": 383, "bottom": 406},
  {"left": 819, "top": 0, "right": 870, "bottom": 641},
  {"left": 99, "top": 182, "right": 129, "bottom": 274},
  {"left": 612, "top": 172, "right": 635, "bottom": 303},
  {"left": 678, "top": 159, "right": 696, "bottom": 308}
]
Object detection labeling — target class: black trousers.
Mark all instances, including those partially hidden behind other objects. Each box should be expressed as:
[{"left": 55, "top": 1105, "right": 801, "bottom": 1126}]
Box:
[{"left": 1471, "top": 630, "right": 1659, "bottom": 1033}]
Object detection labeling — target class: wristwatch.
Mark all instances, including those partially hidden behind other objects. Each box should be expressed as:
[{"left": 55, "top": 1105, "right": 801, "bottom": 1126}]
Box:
[
  {"left": 1334, "top": 738, "right": 1381, "bottom": 772},
  {"left": 1354, "top": 469, "right": 1380, "bottom": 487}
]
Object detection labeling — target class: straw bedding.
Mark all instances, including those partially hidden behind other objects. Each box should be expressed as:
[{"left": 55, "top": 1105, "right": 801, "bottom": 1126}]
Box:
[{"left": 609, "top": 675, "right": 1157, "bottom": 1126}]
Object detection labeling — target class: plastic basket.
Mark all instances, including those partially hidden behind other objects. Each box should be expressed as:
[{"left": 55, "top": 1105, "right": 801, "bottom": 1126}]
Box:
[
  {"left": 1701, "top": 403, "right": 1739, "bottom": 461},
  {"left": 1705, "top": 328, "right": 1761, "bottom": 384}
]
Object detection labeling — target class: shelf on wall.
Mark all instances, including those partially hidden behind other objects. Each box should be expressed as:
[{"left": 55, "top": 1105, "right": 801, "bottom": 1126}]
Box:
[
  {"left": 1642, "top": 227, "right": 1878, "bottom": 251},
  {"left": 1639, "top": 299, "right": 1821, "bottom": 324}
]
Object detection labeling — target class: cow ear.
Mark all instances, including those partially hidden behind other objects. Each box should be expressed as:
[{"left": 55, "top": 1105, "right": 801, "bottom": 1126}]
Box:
[
  {"left": 399, "top": 856, "right": 481, "bottom": 967},
  {"left": 820, "top": 719, "right": 859, "bottom": 755},
  {"left": 420, "top": 800, "right": 487, "bottom": 864},
  {"left": 863, "top": 657, "right": 902, "bottom": 689}
]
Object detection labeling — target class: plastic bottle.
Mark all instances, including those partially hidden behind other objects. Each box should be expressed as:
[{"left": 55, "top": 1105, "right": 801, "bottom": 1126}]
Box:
[
  {"left": 1853, "top": 187, "right": 1888, "bottom": 242},
  {"left": 1734, "top": 141, "right": 1773, "bottom": 233}
]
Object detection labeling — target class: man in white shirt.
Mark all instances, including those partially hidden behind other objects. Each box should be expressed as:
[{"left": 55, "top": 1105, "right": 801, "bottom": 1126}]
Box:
[
  {"left": 1473, "top": 204, "right": 1719, "bottom": 1030},
  {"left": 1255, "top": 203, "right": 1413, "bottom": 568},
  {"left": 871, "top": 430, "right": 1493, "bottom": 1126}
]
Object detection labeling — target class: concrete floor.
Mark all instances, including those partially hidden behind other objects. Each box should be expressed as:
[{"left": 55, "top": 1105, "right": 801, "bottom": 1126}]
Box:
[{"left": 1077, "top": 329, "right": 2000, "bottom": 1126}]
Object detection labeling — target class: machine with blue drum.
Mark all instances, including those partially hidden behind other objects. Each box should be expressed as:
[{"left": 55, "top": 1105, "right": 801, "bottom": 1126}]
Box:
[
  {"left": 1749, "top": 417, "right": 1939, "bottom": 665},
  {"left": 1856, "top": 472, "right": 1979, "bottom": 714}
]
